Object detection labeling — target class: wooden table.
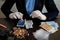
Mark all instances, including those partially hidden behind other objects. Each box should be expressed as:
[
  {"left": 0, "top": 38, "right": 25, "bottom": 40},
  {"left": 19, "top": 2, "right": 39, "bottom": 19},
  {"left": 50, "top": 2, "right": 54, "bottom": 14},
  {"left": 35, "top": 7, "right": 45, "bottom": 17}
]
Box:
[{"left": 0, "top": 18, "right": 60, "bottom": 40}]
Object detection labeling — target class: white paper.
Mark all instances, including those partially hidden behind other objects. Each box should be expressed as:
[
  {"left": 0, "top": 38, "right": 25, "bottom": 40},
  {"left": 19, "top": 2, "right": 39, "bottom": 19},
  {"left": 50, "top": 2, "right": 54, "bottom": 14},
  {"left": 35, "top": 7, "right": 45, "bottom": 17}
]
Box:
[
  {"left": 25, "top": 19, "right": 33, "bottom": 29},
  {"left": 33, "top": 29, "right": 50, "bottom": 40}
]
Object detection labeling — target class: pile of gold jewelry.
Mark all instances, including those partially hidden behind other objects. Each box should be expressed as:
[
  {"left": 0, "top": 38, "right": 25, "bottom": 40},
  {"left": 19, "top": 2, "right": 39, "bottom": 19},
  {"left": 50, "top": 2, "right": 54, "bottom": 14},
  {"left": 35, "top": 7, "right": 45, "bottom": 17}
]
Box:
[{"left": 13, "top": 27, "right": 28, "bottom": 39}]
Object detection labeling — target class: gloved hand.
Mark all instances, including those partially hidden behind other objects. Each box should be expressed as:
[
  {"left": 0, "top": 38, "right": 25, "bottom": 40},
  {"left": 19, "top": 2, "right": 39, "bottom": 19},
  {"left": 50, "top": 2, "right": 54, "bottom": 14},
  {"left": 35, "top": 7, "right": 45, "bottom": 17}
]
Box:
[
  {"left": 30, "top": 10, "right": 47, "bottom": 20},
  {"left": 9, "top": 12, "right": 23, "bottom": 20}
]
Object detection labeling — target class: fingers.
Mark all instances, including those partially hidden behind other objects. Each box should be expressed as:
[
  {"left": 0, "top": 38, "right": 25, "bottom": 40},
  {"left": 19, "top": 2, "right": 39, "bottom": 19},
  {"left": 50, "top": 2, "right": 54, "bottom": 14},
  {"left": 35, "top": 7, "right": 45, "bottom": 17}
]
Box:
[
  {"left": 30, "top": 10, "right": 41, "bottom": 18},
  {"left": 13, "top": 14, "right": 17, "bottom": 19},
  {"left": 19, "top": 12, "right": 23, "bottom": 21},
  {"left": 30, "top": 12, "right": 37, "bottom": 18},
  {"left": 9, "top": 12, "right": 23, "bottom": 20},
  {"left": 39, "top": 15, "right": 47, "bottom": 20}
]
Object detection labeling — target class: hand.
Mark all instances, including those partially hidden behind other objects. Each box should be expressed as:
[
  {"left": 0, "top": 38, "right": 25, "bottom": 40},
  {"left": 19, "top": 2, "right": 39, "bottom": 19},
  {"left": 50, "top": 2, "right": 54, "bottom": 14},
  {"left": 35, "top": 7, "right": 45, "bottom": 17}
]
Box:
[
  {"left": 9, "top": 12, "right": 23, "bottom": 20},
  {"left": 30, "top": 10, "right": 47, "bottom": 20}
]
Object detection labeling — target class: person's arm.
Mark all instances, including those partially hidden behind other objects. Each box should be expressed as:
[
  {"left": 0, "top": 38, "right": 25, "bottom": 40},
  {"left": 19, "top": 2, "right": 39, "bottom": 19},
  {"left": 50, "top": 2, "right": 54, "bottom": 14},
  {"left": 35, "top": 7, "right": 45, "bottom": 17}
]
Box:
[
  {"left": 43, "top": 0, "right": 59, "bottom": 20},
  {"left": 30, "top": 0, "right": 59, "bottom": 21},
  {"left": 1, "top": 0, "right": 15, "bottom": 18}
]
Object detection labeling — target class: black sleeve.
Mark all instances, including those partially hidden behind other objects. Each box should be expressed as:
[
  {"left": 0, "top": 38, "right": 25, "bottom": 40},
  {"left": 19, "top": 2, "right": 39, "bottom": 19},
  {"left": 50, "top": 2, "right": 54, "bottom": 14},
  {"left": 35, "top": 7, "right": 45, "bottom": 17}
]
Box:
[
  {"left": 1, "top": 0, "right": 15, "bottom": 18},
  {"left": 43, "top": 0, "right": 59, "bottom": 20}
]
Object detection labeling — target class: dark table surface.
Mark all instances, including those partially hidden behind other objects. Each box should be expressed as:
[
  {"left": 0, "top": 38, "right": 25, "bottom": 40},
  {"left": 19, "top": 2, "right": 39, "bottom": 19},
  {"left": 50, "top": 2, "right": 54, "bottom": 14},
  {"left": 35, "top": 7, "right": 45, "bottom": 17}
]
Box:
[{"left": 0, "top": 18, "right": 60, "bottom": 40}]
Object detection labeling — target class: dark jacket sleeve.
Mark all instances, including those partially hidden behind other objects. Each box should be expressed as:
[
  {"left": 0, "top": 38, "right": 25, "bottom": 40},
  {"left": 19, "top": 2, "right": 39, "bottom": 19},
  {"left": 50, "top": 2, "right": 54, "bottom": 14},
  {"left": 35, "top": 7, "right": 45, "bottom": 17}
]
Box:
[
  {"left": 1, "top": 0, "right": 15, "bottom": 18},
  {"left": 43, "top": 0, "right": 59, "bottom": 20}
]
